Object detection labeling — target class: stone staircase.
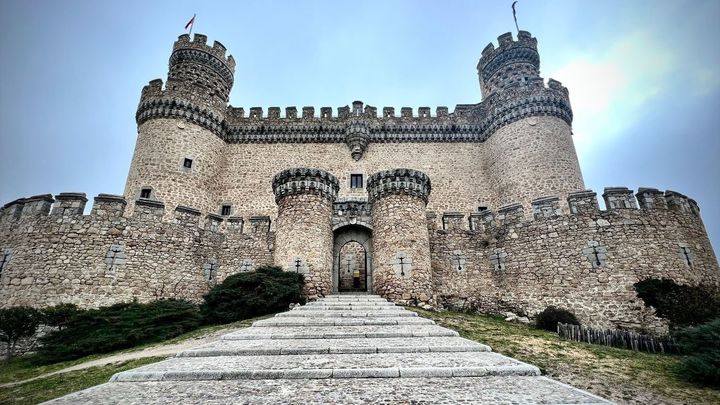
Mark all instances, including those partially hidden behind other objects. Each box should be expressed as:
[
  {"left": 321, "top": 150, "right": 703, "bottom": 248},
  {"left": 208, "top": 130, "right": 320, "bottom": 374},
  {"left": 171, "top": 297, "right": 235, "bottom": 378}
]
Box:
[{"left": 48, "top": 295, "right": 612, "bottom": 404}]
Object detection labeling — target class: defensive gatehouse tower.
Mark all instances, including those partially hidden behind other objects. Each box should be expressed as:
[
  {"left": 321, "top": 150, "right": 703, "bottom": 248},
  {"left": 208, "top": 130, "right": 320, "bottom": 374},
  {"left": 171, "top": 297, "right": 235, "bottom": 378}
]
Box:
[
  {"left": 273, "top": 168, "right": 340, "bottom": 298},
  {"left": 368, "top": 169, "right": 434, "bottom": 306}
]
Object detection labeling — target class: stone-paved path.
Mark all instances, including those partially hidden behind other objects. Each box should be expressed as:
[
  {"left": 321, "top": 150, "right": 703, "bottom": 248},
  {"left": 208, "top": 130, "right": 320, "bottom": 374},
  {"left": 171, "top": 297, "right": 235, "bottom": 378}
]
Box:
[{"left": 47, "top": 295, "right": 612, "bottom": 404}]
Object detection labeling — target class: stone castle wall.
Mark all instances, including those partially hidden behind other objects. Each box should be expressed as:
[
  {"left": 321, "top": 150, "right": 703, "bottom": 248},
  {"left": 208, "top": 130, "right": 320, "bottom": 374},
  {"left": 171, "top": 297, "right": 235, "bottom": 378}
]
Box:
[
  {"left": 484, "top": 116, "right": 584, "bottom": 211},
  {"left": 124, "top": 119, "right": 226, "bottom": 218},
  {"left": 0, "top": 194, "right": 274, "bottom": 308},
  {"left": 216, "top": 141, "right": 490, "bottom": 220},
  {"left": 428, "top": 188, "right": 720, "bottom": 332}
]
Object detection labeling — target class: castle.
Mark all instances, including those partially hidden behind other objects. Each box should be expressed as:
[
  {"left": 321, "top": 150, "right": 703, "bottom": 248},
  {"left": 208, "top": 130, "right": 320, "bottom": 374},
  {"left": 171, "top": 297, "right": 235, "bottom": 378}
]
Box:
[{"left": 1, "top": 31, "right": 717, "bottom": 331}]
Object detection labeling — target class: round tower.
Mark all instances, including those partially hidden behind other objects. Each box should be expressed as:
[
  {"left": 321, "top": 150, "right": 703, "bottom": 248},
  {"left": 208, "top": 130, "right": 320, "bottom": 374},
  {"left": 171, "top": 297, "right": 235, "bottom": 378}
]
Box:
[
  {"left": 272, "top": 168, "right": 340, "bottom": 298},
  {"left": 367, "top": 169, "right": 434, "bottom": 306},
  {"left": 479, "top": 31, "right": 584, "bottom": 210},
  {"left": 124, "top": 33, "right": 235, "bottom": 216}
]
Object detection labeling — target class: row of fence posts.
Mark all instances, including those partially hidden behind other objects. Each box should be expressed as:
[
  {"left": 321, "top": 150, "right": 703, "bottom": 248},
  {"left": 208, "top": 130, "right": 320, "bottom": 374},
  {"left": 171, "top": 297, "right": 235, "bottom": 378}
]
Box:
[{"left": 557, "top": 323, "right": 676, "bottom": 354}]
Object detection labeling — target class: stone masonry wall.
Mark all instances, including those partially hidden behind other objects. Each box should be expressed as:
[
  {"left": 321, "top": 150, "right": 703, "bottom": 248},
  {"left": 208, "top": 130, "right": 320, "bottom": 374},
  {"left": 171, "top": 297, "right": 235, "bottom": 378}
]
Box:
[
  {"left": 215, "top": 142, "right": 491, "bottom": 220},
  {"left": 368, "top": 168, "right": 435, "bottom": 308},
  {"left": 124, "top": 119, "right": 226, "bottom": 218},
  {"left": 0, "top": 194, "right": 273, "bottom": 309},
  {"left": 274, "top": 193, "right": 334, "bottom": 299},
  {"left": 484, "top": 116, "right": 585, "bottom": 212},
  {"left": 429, "top": 188, "right": 720, "bottom": 332}
]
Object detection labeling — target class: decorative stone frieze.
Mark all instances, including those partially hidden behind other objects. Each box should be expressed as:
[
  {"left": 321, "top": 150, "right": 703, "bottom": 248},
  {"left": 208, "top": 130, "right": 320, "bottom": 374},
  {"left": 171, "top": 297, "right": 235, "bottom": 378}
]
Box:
[
  {"left": 366, "top": 168, "right": 432, "bottom": 205},
  {"left": 345, "top": 118, "right": 369, "bottom": 160},
  {"left": 136, "top": 96, "right": 226, "bottom": 138},
  {"left": 332, "top": 199, "right": 372, "bottom": 231},
  {"left": 271, "top": 168, "right": 340, "bottom": 204}
]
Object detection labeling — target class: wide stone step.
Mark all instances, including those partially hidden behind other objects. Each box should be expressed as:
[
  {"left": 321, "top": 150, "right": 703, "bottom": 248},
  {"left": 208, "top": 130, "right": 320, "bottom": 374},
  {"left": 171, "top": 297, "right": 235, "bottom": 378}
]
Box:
[
  {"left": 304, "top": 301, "right": 397, "bottom": 306},
  {"left": 275, "top": 311, "right": 417, "bottom": 318},
  {"left": 47, "top": 376, "right": 613, "bottom": 404},
  {"left": 296, "top": 305, "right": 402, "bottom": 311},
  {"left": 111, "top": 352, "right": 540, "bottom": 381},
  {"left": 316, "top": 295, "right": 387, "bottom": 302},
  {"left": 252, "top": 317, "right": 433, "bottom": 327},
  {"left": 178, "top": 336, "right": 491, "bottom": 357},
  {"left": 221, "top": 325, "right": 459, "bottom": 340}
]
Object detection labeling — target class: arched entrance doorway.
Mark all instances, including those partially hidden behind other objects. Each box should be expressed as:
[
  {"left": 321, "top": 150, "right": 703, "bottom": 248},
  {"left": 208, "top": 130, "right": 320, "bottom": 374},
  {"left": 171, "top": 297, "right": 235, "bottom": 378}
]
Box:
[{"left": 332, "top": 225, "right": 372, "bottom": 293}]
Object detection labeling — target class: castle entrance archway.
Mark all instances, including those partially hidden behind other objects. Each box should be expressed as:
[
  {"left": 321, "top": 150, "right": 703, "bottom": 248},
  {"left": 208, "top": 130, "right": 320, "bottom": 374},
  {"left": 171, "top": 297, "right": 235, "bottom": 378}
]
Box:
[{"left": 332, "top": 225, "right": 372, "bottom": 293}]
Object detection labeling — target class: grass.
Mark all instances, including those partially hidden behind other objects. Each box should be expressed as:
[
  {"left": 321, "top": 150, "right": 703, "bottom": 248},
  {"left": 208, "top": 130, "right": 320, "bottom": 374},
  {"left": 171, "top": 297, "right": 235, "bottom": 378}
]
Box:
[
  {"left": 410, "top": 307, "right": 720, "bottom": 405},
  {"left": 0, "top": 357, "right": 163, "bottom": 405},
  {"left": 0, "top": 314, "right": 270, "bottom": 404},
  {"left": 0, "top": 315, "right": 265, "bottom": 385}
]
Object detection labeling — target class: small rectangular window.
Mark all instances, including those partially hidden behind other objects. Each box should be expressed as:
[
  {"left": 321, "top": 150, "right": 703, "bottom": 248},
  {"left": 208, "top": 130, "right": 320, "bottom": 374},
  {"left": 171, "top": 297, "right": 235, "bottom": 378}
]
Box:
[
  {"left": 140, "top": 188, "right": 151, "bottom": 199},
  {"left": 183, "top": 158, "right": 193, "bottom": 169},
  {"left": 350, "top": 174, "right": 363, "bottom": 189},
  {"left": 221, "top": 205, "right": 231, "bottom": 216},
  {"left": 478, "top": 206, "right": 488, "bottom": 212}
]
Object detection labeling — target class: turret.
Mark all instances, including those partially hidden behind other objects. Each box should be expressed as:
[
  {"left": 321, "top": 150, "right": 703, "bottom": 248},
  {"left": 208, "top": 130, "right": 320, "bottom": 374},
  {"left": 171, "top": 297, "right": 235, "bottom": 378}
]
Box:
[
  {"left": 124, "top": 33, "right": 235, "bottom": 218},
  {"left": 477, "top": 31, "right": 540, "bottom": 99},
  {"left": 480, "top": 31, "right": 585, "bottom": 211}
]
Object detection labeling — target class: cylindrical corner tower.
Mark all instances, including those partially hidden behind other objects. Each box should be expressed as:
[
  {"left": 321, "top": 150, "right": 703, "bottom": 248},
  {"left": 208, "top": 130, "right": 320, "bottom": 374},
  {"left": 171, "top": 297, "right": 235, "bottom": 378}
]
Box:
[
  {"left": 272, "top": 168, "right": 340, "bottom": 299},
  {"left": 368, "top": 169, "right": 434, "bottom": 306},
  {"left": 124, "top": 33, "right": 236, "bottom": 216},
  {"left": 478, "top": 31, "right": 584, "bottom": 210}
]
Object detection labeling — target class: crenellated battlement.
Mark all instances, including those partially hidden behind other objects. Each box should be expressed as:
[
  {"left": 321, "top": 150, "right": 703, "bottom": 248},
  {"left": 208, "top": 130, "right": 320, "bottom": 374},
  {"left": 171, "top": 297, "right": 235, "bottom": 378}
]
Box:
[
  {"left": 477, "top": 31, "right": 540, "bottom": 98},
  {"left": 0, "top": 192, "right": 274, "bottom": 237},
  {"left": 172, "top": 33, "right": 236, "bottom": 77},
  {"left": 136, "top": 78, "right": 226, "bottom": 136},
  {"left": 478, "top": 31, "right": 538, "bottom": 74},
  {"left": 225, "top": 103, "right": 456, "bottom": 121},
  {"left": 428, "top": 187, "right": 703, "bottom": 234},
  {"left": 271, "top": 168, "right": 340, "bottom": 204}
]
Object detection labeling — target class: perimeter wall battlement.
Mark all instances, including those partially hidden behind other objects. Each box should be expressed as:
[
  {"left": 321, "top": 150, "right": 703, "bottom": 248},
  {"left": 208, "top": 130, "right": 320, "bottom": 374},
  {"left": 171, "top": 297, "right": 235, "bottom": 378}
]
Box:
[
  {"left": 0, "top": 192, "right": 275, "bottom": 308},
  {"left": 426, "top": 187, "right": 719, "bottom": 332}
]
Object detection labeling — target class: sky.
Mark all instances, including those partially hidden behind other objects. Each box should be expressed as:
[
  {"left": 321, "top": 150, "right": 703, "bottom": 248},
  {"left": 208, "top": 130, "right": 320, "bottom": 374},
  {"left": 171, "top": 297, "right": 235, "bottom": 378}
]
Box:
[{"left": 0, "top": 0, "right": 719, "bottom": 251}]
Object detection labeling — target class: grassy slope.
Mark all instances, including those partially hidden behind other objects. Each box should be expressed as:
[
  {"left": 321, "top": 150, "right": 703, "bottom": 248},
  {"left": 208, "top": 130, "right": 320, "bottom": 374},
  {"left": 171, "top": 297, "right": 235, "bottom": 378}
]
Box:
[
  {"left": 0, "top": 357, "right": 163, "bottom": 405},
  {"left": 411, "top": 308, "right": 719, "bottom": 405},
  {"left": 0, "top": 316, "right": 265, "bottom": 404}
]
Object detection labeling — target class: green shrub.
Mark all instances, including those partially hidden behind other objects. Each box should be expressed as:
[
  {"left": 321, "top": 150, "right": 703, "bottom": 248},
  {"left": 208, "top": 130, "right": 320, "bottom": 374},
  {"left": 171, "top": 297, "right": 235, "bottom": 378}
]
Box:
[
  {"left": 634, "top": 278, "right": 720, "bottom": 328},
  {"left": 42, "top": 303, "right": 82, "bottom": 331},
  {"left": 201, "top": 265, "right": 305, "bottom": 324},
  {"left": 0, "top": 306, "right": 43, "bottom": 360},
  {"left": 535, "top": 306, "right": 580, "bottom": 332},
  {"left": 674, "top": 318, "right": 720, "bottom": 386},
  {"left": 36, "top": 299, "right": 200, "bottom": 363}
]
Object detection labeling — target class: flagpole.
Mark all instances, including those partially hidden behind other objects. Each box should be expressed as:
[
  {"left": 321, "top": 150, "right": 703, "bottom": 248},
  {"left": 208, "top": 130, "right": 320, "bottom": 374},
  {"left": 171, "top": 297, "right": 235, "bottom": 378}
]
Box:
[
  {"left": 512, "top": 1, "right": 520, "bottom": 33},
  {"left": 189, "top": 13, "right": 196, "bottom": 36}
]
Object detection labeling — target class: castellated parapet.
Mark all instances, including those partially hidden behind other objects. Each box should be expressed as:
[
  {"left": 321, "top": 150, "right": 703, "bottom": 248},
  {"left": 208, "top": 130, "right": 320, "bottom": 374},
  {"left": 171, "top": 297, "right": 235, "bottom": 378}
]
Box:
[
  {"left": 0, "top": 192, "right": 274, "bottom": 308},
  {"left": 428, "top": 187, "right": 718, "bottom": 332},
  {"left": 2, "top": 30, "right": 718, "bottom": 332}
]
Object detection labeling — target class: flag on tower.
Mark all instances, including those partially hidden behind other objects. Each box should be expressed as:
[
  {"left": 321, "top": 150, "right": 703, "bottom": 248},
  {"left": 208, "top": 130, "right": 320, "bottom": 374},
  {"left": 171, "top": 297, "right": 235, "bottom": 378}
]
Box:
[{"left": 184, "top": 14, "right": 196, "bottom": 34}]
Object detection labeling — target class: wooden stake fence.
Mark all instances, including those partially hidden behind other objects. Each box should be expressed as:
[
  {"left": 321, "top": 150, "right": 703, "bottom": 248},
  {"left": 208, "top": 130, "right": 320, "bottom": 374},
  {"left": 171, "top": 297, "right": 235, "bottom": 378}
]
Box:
[{"left": 557, "top": 323, "right": 676, "bottom": 354}]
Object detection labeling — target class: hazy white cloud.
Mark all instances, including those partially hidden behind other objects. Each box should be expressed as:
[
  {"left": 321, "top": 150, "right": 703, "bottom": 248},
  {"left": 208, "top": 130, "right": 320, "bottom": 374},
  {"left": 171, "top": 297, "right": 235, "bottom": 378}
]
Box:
[{"left": 548, "top": 31, "right": 676, "bottom": 155}]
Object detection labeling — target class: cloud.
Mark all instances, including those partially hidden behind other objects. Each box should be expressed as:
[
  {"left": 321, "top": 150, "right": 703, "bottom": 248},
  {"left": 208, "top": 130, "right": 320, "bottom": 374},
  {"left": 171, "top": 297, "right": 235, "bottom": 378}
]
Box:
[{"left": 547, "top": 31, "right": 676, "bottom": 154}]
